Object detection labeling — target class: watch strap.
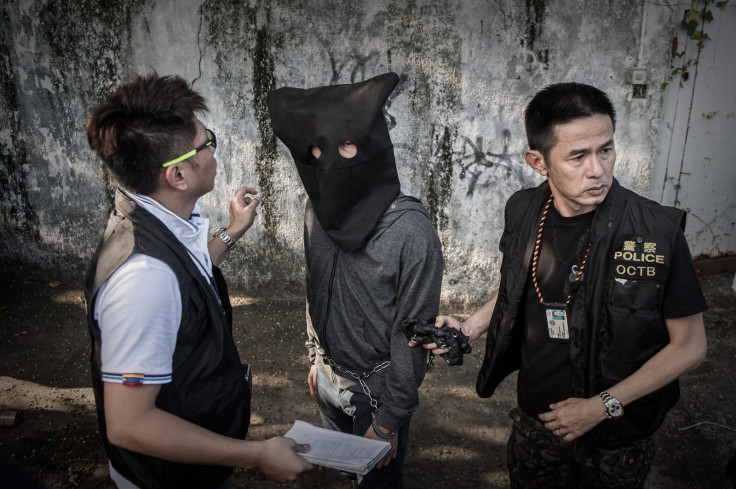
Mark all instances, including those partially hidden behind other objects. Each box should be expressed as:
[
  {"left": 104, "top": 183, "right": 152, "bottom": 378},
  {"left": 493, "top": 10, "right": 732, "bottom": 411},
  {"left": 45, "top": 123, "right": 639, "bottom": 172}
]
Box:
[
  {"left": 599, "top": 390, "right": 623, "bottom": 419},
  {"left": 213, "top": 227, "right": 235, "bottom": 250}
]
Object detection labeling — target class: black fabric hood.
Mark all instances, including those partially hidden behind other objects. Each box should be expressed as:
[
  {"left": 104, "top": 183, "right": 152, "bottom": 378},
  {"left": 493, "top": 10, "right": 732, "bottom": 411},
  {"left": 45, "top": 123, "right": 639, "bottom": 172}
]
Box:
[{"left": 268, "top": 72, "right": 401, "bottom": 251}]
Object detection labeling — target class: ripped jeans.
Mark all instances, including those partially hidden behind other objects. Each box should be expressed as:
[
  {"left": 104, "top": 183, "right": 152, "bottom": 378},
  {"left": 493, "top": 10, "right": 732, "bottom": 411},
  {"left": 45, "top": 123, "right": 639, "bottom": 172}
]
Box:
[{"left": 316, "top": 370, "right": 410, "bottom": 489}]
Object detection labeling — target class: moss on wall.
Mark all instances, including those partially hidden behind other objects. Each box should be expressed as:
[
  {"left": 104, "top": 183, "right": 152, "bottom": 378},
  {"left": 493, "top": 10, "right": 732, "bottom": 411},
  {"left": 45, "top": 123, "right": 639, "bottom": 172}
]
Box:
[
  {"left": 252, "top": 24, "right": 279, "bottom": 238},
  {"left": 1, "top": 8, "right": 40, "bottom": 240}
]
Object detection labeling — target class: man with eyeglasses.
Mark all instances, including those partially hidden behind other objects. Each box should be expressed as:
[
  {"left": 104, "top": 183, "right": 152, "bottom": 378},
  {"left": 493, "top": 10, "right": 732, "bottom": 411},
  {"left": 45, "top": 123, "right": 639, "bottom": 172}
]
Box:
[{"left": 84, "top": 74, "right": 313, "bottom": 489}]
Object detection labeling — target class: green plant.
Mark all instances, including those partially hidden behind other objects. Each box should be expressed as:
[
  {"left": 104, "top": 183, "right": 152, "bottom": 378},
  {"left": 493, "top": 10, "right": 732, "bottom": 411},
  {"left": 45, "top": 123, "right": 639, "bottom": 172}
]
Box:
[
  {"left": 661, "top": 0, "right": 728, "bottom": 90},
  {"left": 681, "top": 1, "right": 729, "bottom": 44}
]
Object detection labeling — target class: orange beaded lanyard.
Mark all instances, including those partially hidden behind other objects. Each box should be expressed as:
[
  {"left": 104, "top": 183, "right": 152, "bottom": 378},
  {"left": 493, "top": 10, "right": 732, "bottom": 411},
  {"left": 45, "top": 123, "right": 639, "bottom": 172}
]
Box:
[{"left": 531, "top": 194, "right": 591, "bottom": 305}]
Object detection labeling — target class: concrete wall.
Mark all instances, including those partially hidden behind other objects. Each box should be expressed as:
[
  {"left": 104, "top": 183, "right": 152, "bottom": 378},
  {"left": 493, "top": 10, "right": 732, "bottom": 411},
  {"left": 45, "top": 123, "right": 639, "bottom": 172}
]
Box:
[
  {"left": 0, "top": 0, "right": 683, "bottom": 308},
  {"left": 650, "top": 1, "right": 736, "bottom": 260}
]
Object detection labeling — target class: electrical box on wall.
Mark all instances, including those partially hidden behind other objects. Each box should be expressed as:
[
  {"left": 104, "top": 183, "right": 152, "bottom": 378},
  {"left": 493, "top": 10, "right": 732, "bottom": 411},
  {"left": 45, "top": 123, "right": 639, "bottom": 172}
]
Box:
[
  {"left": 632, "top": 69, "right": 648, "bottom": 85},
  {"left": 632, "top": 68, "right": 648, "bottom": 99}
]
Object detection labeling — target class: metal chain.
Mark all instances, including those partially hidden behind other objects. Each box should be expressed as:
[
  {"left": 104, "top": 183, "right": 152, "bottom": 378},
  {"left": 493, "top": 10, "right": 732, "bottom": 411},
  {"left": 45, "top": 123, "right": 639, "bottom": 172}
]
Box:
[
  {"left": 320, "top": 352, "right": 390, "bottom": 415},
  {"left": 426, "top": 352, "right": 435, "bottom": 372}
]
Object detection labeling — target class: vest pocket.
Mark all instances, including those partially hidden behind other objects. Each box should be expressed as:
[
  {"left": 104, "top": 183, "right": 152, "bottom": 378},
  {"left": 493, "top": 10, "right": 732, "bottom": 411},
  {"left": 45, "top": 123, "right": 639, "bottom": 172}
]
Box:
[
  {"left": 608, "top": 278, "right": 662, "bottom": 314},
  {"left": 602, "top": 278, "right": 669, "bottom": 380}
]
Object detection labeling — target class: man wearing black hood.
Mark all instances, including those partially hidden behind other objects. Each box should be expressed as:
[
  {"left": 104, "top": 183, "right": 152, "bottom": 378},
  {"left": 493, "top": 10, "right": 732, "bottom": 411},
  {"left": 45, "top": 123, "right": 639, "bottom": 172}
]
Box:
[{"left": 268, "top": 72, "right": 443, "bottom": 488}]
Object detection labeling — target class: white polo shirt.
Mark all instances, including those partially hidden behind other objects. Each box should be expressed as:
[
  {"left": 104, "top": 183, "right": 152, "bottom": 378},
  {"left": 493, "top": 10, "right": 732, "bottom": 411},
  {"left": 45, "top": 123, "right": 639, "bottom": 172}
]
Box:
[{"left": 94, "top": 193, "right": 213, "bottom": 386}]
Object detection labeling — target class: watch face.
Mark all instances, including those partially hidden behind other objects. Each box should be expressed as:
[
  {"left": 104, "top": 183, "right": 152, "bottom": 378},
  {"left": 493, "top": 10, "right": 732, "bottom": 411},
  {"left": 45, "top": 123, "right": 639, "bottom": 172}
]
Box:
[{"left": 607, "top": 399, "right": 623, "bottom": 418}]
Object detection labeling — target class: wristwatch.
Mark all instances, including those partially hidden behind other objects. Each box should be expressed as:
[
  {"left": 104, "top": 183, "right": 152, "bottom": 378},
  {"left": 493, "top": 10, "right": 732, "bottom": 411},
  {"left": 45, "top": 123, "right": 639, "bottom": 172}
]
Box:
[
  {"left": 213, "top": 227, "right": 235, "bottom": 250},
  {"left": 599, "top": 391, "right": 624, "bottom": 419}
]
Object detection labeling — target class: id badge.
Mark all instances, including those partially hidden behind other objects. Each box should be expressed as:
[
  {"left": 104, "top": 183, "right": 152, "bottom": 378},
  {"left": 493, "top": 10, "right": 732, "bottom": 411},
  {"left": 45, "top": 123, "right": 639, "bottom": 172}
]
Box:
[{"left": 546, "top": 307, "right": 569, "bottom": 340}]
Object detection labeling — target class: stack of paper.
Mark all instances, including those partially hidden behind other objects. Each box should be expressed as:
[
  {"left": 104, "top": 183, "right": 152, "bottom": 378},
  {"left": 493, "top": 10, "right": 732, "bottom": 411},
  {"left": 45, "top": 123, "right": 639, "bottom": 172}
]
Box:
[{"left": 284, "top": 420, "right": 391, "bottom": 475}]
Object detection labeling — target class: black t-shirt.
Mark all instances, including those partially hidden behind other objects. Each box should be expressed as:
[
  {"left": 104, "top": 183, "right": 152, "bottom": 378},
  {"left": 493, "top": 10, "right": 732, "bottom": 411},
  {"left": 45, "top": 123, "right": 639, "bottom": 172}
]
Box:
[
  {"left": 518, "top": 205, "right": 594, "bottom": 418},
  {"left": 517, "top": 204, "right": 708, "bottom": 419},
  {"left": 661, "top": 231, "right": 708, "bottom": 319}
]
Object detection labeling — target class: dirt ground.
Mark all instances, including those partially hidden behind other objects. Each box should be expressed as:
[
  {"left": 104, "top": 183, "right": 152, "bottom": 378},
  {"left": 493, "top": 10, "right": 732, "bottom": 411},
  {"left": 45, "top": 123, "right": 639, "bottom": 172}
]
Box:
[{"left": 0, "top": 271, "right": 735, "bottom": 489}]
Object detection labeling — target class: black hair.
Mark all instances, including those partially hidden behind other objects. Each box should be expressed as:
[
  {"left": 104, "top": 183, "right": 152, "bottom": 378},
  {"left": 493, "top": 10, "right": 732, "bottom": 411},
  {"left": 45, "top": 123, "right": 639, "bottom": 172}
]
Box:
[
  {"left": 524, "top": 82, "right": 616, "bottom": 162},
  {"left": 86, "top": 73, "right": 207, "bottom": 194}
]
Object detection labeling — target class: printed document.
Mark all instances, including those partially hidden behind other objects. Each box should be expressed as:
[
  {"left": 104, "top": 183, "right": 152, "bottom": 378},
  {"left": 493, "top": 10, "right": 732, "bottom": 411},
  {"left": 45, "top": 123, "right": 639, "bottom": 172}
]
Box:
[{"left": 284, "top": 420, "right": 391, "bottom": 475}]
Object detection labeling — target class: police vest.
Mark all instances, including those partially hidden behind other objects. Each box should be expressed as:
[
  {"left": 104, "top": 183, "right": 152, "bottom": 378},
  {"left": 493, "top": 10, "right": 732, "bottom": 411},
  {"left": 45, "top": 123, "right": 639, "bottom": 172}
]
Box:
[{"left": 477, "top": 179, "right": 684, "bottom": 445}]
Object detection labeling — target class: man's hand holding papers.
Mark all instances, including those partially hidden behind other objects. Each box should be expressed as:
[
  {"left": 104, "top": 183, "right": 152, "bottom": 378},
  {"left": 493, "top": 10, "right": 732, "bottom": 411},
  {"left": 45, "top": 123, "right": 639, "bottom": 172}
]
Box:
[{"left": 285, "top": 420, "right": 391, "bottom": 475}]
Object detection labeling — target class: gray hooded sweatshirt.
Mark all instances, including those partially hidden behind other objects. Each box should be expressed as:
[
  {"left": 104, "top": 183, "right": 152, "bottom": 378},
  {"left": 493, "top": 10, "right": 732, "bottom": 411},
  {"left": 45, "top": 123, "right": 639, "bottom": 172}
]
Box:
[{"left": 304, "top": 193, "right": 443, "bottom": 430}]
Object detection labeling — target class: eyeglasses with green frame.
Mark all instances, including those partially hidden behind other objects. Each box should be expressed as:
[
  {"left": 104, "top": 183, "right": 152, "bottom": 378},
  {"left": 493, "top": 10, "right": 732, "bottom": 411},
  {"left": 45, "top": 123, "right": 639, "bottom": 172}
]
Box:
[{"left": 162, "top": 128, "right": 217, "bottom": 168}]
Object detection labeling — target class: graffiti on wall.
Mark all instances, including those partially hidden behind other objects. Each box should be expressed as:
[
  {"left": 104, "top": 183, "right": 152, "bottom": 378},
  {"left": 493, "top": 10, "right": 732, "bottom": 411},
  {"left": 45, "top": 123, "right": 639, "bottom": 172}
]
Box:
[
  {"left": 319, "top": 37, "right": 382, "bottom": 87},
  {"left": 423, "top": 124, "right": 536, "bottom": 232},
  {"left": 458, "top": 132, "right": 512, "bottom": 197},
  {"left": 456, "top": 129, "right": 534, "bottom": 198},
  {"left": 513, "top": 48, "right": 548, "bottom": 80}
]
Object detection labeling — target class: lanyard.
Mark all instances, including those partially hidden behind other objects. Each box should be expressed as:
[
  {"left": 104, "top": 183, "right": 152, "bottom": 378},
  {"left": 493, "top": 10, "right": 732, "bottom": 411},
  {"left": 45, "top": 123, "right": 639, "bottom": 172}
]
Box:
[{"left": 531, "top": 194, "right": 591, "bottom": 305}]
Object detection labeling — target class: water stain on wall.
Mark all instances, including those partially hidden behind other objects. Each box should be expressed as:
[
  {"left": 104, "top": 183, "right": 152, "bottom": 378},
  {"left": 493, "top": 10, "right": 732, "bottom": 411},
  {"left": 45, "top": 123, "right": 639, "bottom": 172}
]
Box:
[
  {"left": 203, "top": 3, "right": 280, "bottom": 238},
  {"left": 0, "top": 30, "right": 40, "bottom": 240},
  {"left": 524, "top": 0, "right": 548, "bottom": 65},
  {"left": 425, "top": 125, "right": 455, "bottom": 230},
  {"left": 252, "top": 24, "right": 278, "bottom": 238}
]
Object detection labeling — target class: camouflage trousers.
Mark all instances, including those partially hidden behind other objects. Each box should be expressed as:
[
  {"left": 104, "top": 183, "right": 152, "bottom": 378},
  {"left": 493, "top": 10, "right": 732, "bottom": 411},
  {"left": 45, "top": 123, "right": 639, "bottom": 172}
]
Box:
[{"left": 507, "top": 408, "right": 655, "bottom": 489}]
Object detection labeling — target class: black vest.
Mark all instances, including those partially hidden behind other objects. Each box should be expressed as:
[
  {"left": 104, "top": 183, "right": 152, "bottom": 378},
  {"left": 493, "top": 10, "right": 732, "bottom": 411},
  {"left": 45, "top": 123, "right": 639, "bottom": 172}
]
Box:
[
  {"left": 477, "top": 179, "right": 685, "bottom": 446},
  {"left": 85, "top": 191, "right": 250, "bottom": 488}
]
